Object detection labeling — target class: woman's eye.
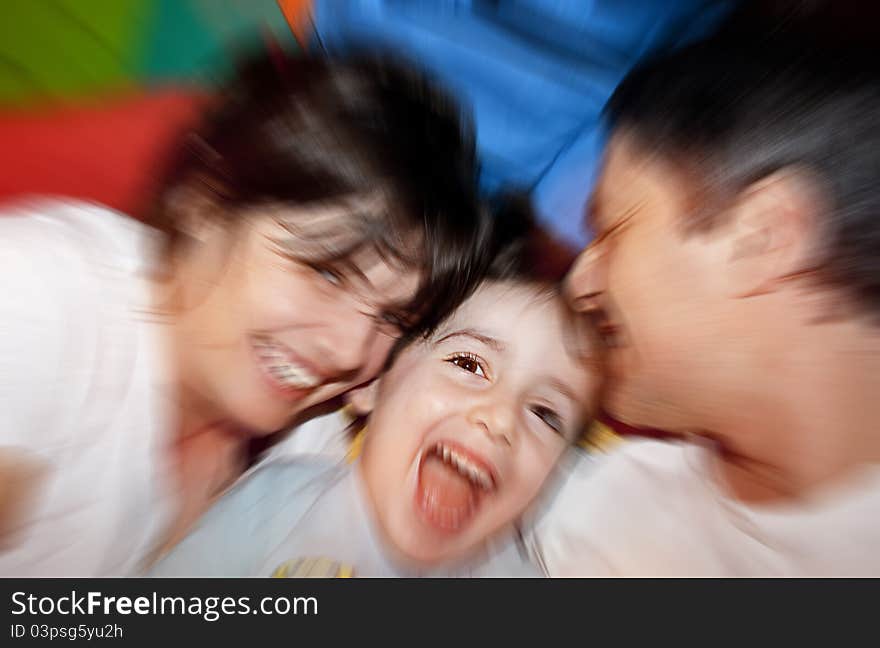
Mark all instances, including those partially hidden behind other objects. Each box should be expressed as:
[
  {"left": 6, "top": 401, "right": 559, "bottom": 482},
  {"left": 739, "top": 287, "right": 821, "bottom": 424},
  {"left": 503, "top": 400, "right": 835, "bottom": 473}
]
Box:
[
  {"left": 314, "top": 265, "right": 344, "bottom": 286},
  {"left": 381, "top": 311, "right": 403, "bottom": 328},
  {"left": 375, "top": 311, "right": 408, "bottom": 337},
  {"left": 445, "top": 353, "right": 486, "bottom": 378},
  {"left": 531, "top": 405, "right": 563, "bottom": 435}
]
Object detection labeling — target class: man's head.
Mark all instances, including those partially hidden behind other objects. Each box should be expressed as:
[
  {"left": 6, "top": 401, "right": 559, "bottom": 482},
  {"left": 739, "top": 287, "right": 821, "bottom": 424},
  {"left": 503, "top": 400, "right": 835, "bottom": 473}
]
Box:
[{"left": 566, "top": 37, "right": 880, "bottom": 432}]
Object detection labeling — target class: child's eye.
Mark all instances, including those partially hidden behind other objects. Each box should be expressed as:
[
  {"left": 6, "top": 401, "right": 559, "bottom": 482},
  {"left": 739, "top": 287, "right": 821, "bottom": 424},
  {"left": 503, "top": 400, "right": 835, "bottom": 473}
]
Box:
[
  {"left": 530, "top": 405, "right": 563, "bottom": 435},
  {"left": 444, "top": 352, "right": 487, "bottom": 378}
]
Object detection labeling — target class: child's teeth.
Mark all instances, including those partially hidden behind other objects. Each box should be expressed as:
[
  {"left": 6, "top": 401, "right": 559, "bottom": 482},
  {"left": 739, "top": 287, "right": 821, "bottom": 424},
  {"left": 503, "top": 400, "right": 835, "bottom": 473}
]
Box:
[{"left": 434, "top": 443, "right": 493, "bottom": 491}]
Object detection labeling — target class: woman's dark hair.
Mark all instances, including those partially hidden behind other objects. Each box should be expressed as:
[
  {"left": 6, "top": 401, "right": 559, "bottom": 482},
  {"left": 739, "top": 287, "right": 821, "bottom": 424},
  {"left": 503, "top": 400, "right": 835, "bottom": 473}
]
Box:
[
  {"left": 149, "top": 49, "right": 491, "bottom": 337},
  {"left": 605, "top": 34, "right": 880, "bottom": 319}
]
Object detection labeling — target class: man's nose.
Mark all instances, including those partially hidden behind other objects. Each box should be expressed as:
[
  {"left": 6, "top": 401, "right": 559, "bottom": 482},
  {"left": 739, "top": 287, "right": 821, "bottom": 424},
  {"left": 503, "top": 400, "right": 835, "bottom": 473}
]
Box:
[{"left": 564, "top": 242, "right": 608, "bottom": 313}]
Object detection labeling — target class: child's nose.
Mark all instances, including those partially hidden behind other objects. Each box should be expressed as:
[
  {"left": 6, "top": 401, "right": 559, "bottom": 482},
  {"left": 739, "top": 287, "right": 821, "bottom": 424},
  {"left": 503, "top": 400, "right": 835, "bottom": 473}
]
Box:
[{"left": 467, "top": 395, "right": 517, "bottom": 448}]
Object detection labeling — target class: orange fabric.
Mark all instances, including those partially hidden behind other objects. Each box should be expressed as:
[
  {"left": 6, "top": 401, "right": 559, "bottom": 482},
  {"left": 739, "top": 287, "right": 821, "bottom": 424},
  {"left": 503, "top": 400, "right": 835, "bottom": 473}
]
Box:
[{"left": 278, "top": 0, "right": 314, "bottom": 49}]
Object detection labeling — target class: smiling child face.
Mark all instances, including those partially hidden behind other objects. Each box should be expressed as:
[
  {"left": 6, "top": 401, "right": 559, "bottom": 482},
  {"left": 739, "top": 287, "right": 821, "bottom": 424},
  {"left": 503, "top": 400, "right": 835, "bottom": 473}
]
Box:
[{"left": 359, "top": 281, "right": 600, "bottom": 567}]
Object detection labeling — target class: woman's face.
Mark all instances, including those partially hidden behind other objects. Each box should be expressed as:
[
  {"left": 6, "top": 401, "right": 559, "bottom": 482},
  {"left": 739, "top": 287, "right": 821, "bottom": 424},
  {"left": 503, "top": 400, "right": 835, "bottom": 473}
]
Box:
[{"left": 172, "top": 205, "right": 422, "bottom": 435}]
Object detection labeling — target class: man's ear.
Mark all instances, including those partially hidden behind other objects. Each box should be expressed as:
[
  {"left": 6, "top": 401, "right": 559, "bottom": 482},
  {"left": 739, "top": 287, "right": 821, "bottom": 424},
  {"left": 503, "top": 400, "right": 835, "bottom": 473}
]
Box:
[
  {"left": 726, "top": 167, "right": 824, "bottom": 299},
  {"left": 345, "top": 380, "right": 379, "bottom": 416}
]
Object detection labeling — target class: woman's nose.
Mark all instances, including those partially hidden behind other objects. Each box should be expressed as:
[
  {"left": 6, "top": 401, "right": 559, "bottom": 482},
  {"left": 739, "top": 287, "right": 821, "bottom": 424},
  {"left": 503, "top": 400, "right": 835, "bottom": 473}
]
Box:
[{"left": 315, "top": 307, "right": 380, "bottom": 378}]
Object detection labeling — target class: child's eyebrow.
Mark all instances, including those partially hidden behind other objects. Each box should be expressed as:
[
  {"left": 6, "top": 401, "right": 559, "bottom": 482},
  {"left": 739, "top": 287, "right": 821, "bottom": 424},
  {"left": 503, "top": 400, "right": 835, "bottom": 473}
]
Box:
[{"left": 434, "top": 328, "right": 506, "bottom": 352}]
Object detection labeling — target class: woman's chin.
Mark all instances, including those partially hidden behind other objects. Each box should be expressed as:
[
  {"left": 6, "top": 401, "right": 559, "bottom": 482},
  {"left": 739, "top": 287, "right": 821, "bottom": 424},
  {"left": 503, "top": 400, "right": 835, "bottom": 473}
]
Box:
[{"left": 226, "top": 396, "right": 301, "bottom": 437}]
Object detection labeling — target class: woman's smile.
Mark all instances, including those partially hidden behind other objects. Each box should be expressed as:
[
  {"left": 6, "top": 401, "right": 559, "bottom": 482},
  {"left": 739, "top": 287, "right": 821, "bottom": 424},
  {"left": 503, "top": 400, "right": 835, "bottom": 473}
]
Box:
[{"left": 249, "top": 334, "right": 323, "bottom": 401}]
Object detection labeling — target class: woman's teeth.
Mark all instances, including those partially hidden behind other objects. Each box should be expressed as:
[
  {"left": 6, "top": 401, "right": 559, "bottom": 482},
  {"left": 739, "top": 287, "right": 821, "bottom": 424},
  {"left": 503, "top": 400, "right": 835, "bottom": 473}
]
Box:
[
  {"left": 270, "top": 363, "right": 318, "bottom": 389},
  {"left": 433, "top": 442, "right": 494, "bottom": 491},
  {"left": 254, "top": 339, "right": 319, "bottom": 389}
]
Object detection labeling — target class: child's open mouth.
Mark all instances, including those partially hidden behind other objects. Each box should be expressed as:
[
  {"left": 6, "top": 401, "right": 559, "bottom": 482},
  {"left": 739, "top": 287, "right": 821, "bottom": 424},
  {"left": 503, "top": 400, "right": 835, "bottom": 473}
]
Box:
[{"left": 415, "top": 441, "right": 497, "bottom": 534}]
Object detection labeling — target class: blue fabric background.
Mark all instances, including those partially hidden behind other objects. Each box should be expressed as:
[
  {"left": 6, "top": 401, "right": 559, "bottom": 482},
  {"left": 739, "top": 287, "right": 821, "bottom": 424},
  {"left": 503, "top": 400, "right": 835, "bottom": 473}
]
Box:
[{"left": 313, "top": 0, "right": 734, "bottom": 246}]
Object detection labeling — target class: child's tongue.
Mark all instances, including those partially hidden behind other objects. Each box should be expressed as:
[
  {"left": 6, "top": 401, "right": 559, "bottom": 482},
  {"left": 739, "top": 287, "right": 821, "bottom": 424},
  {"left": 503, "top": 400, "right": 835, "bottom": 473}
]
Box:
[{"left": 417, "top": 454, "right": 476, "bottom": 531}]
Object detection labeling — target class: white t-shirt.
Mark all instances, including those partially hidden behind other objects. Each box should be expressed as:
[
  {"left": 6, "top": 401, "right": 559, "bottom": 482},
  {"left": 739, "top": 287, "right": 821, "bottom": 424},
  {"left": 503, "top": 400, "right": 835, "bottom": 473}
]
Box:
[
  {"left": 0, "top": 199, "right": 175, "bottom": 576},
  {"left": 529, "top": 439, "right": 880, "bottom": 576}
]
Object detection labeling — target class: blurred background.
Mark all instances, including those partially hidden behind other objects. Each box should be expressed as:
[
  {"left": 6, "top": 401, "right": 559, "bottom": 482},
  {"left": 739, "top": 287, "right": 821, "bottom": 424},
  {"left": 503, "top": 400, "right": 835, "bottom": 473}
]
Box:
[
  {"left": 0, "top": 0, "right": 303, "bottom": 102},
  {"left": 0, "top": 0, "right": 304, "bottom": 223},
  {"left": 0, "top": 0, "right": 875, "bottom": 251}
]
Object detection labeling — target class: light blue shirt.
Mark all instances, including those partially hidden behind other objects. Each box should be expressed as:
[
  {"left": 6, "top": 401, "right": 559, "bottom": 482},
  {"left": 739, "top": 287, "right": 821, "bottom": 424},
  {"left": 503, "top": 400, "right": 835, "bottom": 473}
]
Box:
[{"left": 150, "top": 457, "right": 541, "bottom": 578}]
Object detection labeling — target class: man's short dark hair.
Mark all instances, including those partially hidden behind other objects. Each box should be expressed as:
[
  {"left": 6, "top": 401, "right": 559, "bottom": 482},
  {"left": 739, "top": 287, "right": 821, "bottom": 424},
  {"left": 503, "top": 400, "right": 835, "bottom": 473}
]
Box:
[{"left": 606, "top": 35, "right": 880, "bottom": 318}]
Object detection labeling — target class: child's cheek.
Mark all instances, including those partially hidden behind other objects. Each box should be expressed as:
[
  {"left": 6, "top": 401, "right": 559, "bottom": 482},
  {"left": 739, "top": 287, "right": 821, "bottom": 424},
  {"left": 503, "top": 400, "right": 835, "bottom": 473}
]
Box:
[
  {"left": 517, "top": 438, "right": 564, "bottom": 498},
  {"left": 420, "top": 371, "right": 470, "bottom": 424},
  {"left": 376, "top": 354, "right": 431, "bottom": 411},
  {"left": 422, "top": 386, "right": 454, "bottom": 422}
]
